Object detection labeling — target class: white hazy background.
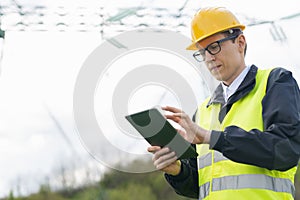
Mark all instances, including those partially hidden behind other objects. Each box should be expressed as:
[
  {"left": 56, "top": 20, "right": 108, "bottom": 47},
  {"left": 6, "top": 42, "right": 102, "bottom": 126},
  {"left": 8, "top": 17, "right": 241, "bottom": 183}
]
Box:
[{"left": 0, "top": 0, "right": 299, "bottom": 197}]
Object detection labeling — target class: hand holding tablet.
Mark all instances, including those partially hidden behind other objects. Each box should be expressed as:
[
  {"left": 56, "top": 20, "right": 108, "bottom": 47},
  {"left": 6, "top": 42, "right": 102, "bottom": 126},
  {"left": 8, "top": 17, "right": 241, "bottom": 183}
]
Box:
[{"left": 125, "top": 107, "right": 198, "bottom": 159}]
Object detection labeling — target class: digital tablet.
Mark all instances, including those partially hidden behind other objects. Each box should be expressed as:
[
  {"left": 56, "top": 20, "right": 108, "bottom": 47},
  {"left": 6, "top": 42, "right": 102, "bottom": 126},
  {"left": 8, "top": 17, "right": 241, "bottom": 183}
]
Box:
[{"left": 125, "top": 107, "right": 198, "bottom": 159}]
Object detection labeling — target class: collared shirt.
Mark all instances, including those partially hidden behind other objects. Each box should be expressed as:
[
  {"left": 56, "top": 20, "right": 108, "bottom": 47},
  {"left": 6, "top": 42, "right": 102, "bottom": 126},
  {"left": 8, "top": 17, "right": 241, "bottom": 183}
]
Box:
[{"left": 222, "top": 66, "right": 250, "bottom": 102}]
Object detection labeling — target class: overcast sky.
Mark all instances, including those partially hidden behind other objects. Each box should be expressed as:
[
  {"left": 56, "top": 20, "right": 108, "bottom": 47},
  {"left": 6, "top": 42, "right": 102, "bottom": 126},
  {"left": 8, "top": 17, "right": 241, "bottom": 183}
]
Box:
[{"left": 0, "top": 0, "right": 299, "bottom": 197}]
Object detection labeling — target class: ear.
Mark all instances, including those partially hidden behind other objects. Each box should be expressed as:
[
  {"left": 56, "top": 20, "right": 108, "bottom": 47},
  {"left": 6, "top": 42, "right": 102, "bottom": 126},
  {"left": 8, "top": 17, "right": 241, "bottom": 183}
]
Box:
[{"left": 237, "top": 34, "right": 246, "bottom": 54}]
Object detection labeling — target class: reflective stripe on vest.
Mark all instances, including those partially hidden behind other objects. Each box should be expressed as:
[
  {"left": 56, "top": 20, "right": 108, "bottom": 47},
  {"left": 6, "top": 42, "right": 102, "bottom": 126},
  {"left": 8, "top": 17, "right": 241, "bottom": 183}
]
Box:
[
  {"left": 196, "top": 68, "right": 297, "bottom": 200},
  {"left": 199, "top": 182, "right": 210, "bottom": 199},
  {"left": 199, "top": 174, "right": 295, "bottom": 199},
  {"left": 198, "top": 151, "right": 228, "bottom": 169}
]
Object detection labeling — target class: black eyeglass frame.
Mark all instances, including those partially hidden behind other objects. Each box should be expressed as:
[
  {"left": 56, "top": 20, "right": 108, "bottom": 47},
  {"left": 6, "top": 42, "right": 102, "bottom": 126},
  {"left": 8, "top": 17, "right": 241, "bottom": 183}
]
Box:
[{"left": 193, "top": 34, "right": 240, "bottom": 62}]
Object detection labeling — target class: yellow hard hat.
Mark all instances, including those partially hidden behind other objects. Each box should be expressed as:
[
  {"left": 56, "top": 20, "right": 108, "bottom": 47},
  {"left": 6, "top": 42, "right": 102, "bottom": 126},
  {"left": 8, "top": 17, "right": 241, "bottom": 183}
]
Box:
[{"left": 186, "top": 7, "right": 245, "bottom": 50}]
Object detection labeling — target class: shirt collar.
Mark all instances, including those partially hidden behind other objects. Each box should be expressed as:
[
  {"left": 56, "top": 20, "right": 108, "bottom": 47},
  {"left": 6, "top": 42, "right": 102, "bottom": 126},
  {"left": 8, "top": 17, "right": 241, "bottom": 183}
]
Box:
[
  {"left": 221, "top": 66, "right": 251, "bottom": 102},
  {"left": 207, "top": 65, "right": 258, "bottom": 107}
]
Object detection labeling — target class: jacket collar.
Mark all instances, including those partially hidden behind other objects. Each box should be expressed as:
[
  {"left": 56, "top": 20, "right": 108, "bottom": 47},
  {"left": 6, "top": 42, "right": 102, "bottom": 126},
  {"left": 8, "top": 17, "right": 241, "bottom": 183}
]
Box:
[{"left": 207, "top": 65, "right": 258, "bottom": 107}]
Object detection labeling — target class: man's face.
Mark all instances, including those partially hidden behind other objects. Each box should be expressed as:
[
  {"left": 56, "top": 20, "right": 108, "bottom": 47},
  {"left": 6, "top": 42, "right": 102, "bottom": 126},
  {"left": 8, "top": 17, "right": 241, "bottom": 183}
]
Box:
[{"left": 196, "top": 33, "right": 246, "bottom": 86}]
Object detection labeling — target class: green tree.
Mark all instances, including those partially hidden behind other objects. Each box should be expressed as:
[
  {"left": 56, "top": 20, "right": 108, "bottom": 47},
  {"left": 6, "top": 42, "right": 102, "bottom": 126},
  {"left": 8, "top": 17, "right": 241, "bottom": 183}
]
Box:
[
  {"left": 107, "top": 183, "right": 156, "bottom": 200},
  {"left": 99, "top": 159, "right": 194, "bottom": 200},
  {"left": 7, "top": 190, "right": 15, "bottom": 200}
]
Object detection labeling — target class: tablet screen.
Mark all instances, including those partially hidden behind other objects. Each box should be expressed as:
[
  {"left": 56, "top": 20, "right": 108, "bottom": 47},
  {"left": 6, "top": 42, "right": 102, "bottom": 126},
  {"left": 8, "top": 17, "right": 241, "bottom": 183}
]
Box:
[{"left": 125, "top": 107, "right": 198, "bottom": 159}]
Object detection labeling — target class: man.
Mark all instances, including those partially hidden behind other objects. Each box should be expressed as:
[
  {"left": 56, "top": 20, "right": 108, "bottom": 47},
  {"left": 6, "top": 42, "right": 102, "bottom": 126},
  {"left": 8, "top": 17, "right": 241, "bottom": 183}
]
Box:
[{"left": 148, "top": 7, "right": 300, "bottom": 200}]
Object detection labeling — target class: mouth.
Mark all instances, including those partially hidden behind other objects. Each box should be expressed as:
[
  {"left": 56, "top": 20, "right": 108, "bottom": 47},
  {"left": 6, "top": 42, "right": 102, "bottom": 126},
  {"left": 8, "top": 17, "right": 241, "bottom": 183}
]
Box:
[{"left": 210, "top": 64, "right": 222, "bottom": 72}]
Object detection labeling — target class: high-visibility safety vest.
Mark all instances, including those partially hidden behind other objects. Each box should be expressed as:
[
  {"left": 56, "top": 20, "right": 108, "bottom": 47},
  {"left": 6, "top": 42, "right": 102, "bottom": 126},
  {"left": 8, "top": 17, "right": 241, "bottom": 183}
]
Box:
[{"left": 196, "top": 68, "right": 297, "bottom": 200}]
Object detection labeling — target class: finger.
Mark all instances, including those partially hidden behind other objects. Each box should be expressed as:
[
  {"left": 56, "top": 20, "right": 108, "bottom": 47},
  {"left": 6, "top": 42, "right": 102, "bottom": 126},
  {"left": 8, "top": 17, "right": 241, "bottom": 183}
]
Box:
[
  {"left": 176, "top": 128, "right": 186, "bottom": 136},
  {"left": 174, "top": 114, "right": 193, "bottom": 129},
  {"left": 166, "top": 112, "right": 189, "bottom": 119},
  {"left": 154, "top": 151, "right": 176, "bottom": 167},
  {"left": 165, "top": 113, "right": 191, "bottom": 125},
  {"left": 165, "top": 114, "right": 181, "bottom": 123},
  {"left": 162, "top": 106, "right": 183, "bottom": 113},
  {"left": 173, "top": 112, "right": 190, "bottom": 119},
  {"left": 147, "top": 146, "right": 161, "bottom": 153},
  {"left": 176, "top": 128, "right": 192, "bottom": 142},
  {"left": 153, "top": 147, "right": 172, "bottom": 159},
  {"left": 154, "top": 150, "right": 176, "bottom": 165},
  {"left": 156, "top": 155, "right": 178, "bottom": 170}
]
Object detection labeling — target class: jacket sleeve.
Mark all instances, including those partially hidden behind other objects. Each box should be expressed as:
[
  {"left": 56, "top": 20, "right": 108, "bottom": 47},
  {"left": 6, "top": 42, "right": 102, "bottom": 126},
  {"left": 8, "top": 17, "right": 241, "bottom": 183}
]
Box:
[
  {"left": 164, "top": 112, "right": 199, "bottom": 199},
  {"left": 164, "top": 156, "right": 199, "bottom": 198},
  {"left": 210, "top": 67, "right": 300, "bottom": 171}
]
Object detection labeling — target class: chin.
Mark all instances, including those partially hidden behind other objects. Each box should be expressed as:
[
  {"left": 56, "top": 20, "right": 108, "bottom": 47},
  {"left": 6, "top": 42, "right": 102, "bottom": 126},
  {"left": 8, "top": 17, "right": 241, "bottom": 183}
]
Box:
[{"left": 213, "top": 75, "right": 223, "bottom": 82}]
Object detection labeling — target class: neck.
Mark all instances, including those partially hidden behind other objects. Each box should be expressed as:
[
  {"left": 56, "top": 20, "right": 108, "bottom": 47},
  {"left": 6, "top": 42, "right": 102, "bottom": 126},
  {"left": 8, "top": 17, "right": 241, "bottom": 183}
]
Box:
[{"left": 224, "top": 65, "right": 246, "bottom": 86}]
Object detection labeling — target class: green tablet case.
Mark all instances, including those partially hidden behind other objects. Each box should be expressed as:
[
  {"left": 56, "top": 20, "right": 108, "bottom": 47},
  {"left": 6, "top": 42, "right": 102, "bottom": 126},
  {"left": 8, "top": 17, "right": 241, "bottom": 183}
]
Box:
[{"left": 125, "top": 107, "right": 198, "bottom": 159}]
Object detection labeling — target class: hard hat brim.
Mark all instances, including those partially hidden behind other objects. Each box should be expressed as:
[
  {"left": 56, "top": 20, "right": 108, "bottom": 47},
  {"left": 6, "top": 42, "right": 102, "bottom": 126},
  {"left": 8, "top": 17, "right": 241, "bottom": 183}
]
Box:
[{"left": 186, "top": 25, "right": 245, "bottom": 50}]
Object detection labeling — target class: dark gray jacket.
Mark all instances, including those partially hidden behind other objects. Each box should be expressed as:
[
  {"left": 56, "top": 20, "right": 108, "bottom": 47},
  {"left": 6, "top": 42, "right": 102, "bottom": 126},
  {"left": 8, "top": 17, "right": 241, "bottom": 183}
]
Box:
[{"left": 165, "top": 65, "right": 300, "bottom": 198}]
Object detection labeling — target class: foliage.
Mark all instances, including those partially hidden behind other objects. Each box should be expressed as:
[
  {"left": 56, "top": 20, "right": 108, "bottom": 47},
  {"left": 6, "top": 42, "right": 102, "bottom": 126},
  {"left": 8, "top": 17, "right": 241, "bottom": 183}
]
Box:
[
  {"left": 5, "top": 159, "right": 300, "bottom": 200},
  {"left": 99, "top": 159, "right": 193, "bottom": 200},
  {"left": 7, "top": 191, "right": 14, "bottom": 200},
  {"left": 14, "top": 159, "right": 300, "bottom": 199},
  {"left": 106, "top": 183, "right": 156, "bottom": 200}
]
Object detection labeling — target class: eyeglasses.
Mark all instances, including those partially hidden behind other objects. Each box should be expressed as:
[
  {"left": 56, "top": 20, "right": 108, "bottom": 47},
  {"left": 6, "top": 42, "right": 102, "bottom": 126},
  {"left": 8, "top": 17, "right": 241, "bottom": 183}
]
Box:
[{"left": 193, "top": 34, "right": 240, "bottom": 62}]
